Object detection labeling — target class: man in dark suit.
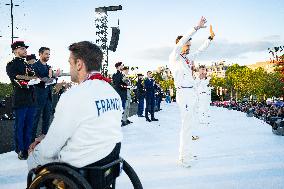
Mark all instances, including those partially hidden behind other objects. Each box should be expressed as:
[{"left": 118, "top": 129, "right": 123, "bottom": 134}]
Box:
[
  {"left": 112, "top": 62, "right": 128, "bottom": 126},
  {"left": 144, "top": 71, "right": 158, "bottom": 122},
  {"left": 32, "top": 47, "right": 55, "bottom": 142}
]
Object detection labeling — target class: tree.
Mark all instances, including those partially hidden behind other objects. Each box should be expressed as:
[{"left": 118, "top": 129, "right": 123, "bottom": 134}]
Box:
[
  {"left": 210, "top": 75, "right": 226, "bottom": 100},
  {"left": 0, "top": 83, "right": 13, "bottom": 99}
]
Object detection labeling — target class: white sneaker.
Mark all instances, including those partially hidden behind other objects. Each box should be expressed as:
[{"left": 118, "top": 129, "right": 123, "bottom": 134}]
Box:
[
  {"left": 178, "top": 159, "right": 194, "bottom": 168},
  {"left": 192, "top": 136, "right": 200, "bottom": 140},
  {"left": 178, "top": 156, "right": 197, "bottom": 168}
]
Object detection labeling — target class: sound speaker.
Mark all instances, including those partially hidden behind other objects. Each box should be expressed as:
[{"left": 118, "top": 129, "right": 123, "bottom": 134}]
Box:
[{"left": 109, "top": 27, "right": 120, "bottom": 52}]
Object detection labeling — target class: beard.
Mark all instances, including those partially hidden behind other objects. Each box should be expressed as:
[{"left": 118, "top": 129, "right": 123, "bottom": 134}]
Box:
[
  {"left": 70, "top": 71, "right": 79, "bottom": 83},
  {"left": 43, "top": 57, "right": 49, "bottom": 62},
  {"left": 71, "top": 75, "right": 78, "bottom": 83}
]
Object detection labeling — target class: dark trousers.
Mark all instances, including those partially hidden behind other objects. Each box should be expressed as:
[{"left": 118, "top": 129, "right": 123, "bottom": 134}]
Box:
[
  {"left": 156, "top": 97, "right": 161, "bottom": 110},
  {"left": 32, "top": 89, "right": 52, "bottom": 141},
  {"left": 145, "top": 97, "right": 155, "bottom": 119},
  {"left": 122, "top": 99, "right": 126, "bottom": 110},
  {"left": 14, "top": 107, "right": 36, "bottom": 152},
  {"left": 137, "top": 96, "right": 144, "bottom": 116}
]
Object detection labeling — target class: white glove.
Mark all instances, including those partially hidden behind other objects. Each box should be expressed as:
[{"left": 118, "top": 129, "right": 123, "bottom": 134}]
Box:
[
  {"left": 28, "top": 78, "right": 41, "bottom": 86},
  {"left": 45, "top": 78, "right": 56, "bottom": 86}
]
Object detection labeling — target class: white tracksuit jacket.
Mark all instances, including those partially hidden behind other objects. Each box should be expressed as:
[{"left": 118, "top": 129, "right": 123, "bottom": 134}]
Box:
[{"left": 28, "top": 79, "right": 123, "bottom": 170}]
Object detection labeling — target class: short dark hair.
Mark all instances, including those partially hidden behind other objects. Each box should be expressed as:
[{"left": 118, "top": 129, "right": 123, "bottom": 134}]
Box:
[
  {"left": 39, "top": 47, "right": 50, "bottom": 54},
  {"left": 147, "top": 71, "right": 152, "bottom": 74},
  {"left": 122, "top": 66, "right": 129, "bottom": 70},
  {"left": 115, "top": 62, "right": 122, "bottom": 68},
  {"left": 176, "top": 36, "right": 192, "bottom": 44},
  {"left": 26, "top": 54, "right": 37, "bottom": 61},
  {"left": 68, "top": 41, "right": 103, "bottom": 72},
  {"left": 199, "top": 65, "right": 206, "bottom": 69}
]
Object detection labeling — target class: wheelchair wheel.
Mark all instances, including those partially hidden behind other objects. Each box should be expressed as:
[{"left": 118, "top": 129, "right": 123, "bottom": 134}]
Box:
[
  {"left": 28, "top": 164, "right": 92, "bottom": 189},
  {"left": 29, "top": 173, "right": 79, "bottom": 189},
  {"left": 122, "top": 160, "right": 143, "bottom": 189}
]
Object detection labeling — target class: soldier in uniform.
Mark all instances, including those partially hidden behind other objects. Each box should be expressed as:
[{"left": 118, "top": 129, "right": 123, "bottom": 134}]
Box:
[
  {"left": 26, "top": 54, "right": 37, "bottom": 65},
  {"left": 136, "top": 73, "right": 145, "bottom": 117},
  {"left": 112, "top": 62, "right": 128, "bottom": 126},
  {"left": 6, "top": 41, "right": 37, "bottom": 160},
  {"left": 155, "top": 83, "right": 163, "bottom": 111},
  {"left": 121, "top": 66, "right": 133, "bottom": 126},
  {"left": 144, "top": 71, "right": 159, "bottom": 122}
]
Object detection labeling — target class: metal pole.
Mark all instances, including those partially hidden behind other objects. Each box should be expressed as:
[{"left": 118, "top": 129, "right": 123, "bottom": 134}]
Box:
[
  {"left": 11, "top": 0, "right": 14, "bottom": 43},
  {"left": 6, "top": 0, "right": 19, "bottom": 43}
]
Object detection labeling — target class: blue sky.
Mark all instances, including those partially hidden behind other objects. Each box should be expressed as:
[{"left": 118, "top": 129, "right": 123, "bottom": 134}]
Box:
[{"left": 0, "top": 0, "right": 283, "bottom": 83}]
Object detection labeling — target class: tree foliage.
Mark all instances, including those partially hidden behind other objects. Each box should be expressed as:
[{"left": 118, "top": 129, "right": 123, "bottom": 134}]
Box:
[
  {"left": 0, "top": 83, "right": 13, "bottom": 99},
  {"left": 210, "top": 64, "right": 284, "bottom": 101}
]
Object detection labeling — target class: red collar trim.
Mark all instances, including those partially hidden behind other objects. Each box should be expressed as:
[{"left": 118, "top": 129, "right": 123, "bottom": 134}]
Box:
[
  {"left": 87, "top": 73, "right": 112, "bottom": 83},
  {"left": 180, "top": 54, "right": 190, "bottom": 64}
]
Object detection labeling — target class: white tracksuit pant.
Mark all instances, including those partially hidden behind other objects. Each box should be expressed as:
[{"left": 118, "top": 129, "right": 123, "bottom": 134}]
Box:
[
  {"left": 197, "top": 79, "right": 211, "bottom": 124},
  {"left": 198, "top": 92, "right": 210, "bottom": 124},
  {"left": 176, "top": 88, "right": 198, "bottom": 162}
]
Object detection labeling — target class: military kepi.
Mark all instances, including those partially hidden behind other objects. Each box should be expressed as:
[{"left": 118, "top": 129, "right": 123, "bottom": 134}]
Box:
[{"left": 11, "top": 41, "right": 29, "bottom": 50}]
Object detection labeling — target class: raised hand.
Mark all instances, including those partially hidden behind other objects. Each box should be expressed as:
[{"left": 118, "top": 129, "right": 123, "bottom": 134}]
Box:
[
  {"left": 208, "top": 25, "right": 215, "bottom": 41},
  {"left": 195, "top": 16, "right": 207, "bottom": 30},
  {"left": 210, "top": 25, "right": 215, "bottom": 39}
]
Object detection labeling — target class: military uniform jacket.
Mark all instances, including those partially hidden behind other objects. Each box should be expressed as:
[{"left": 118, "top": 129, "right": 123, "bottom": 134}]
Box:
[
  {"left": 136, "top": 78, "right": 145, "bottom": 98},
  {"left": 6, "top": 57, "right": 36, "bottom": 108},
  {"left": 112, "top": 70, "right": 127, "bottom": 101},
  {"left": 144, "top": 78, "right": 156, "bottom": 99}
]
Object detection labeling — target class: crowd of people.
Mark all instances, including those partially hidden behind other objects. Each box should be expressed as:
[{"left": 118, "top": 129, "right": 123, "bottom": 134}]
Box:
[
  {"left": 112, "top": 62, "right": 164, "bottom": 126},
  {"left": 213, "top": 100, "right": 284, "bottom": 127}
]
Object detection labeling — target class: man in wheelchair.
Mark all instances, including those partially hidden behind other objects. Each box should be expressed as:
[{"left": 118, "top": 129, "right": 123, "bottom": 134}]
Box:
[{"left": 27, "top": 41, "right": 123, "bottom": 188}]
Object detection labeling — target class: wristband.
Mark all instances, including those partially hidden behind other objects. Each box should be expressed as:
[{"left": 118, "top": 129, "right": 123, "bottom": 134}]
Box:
[{"left": 208, "top": 36, "right": 213, "bottom": 41}]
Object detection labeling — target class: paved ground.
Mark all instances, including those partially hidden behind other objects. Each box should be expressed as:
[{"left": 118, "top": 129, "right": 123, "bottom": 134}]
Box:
[{"left": 1, "top": 103, "right": 284, "bottom": 189}]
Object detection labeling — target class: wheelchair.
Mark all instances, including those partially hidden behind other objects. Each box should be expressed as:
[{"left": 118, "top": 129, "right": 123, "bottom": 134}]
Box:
[{"left": 27, "top": 158, "right": 143, "bottom": 189}]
